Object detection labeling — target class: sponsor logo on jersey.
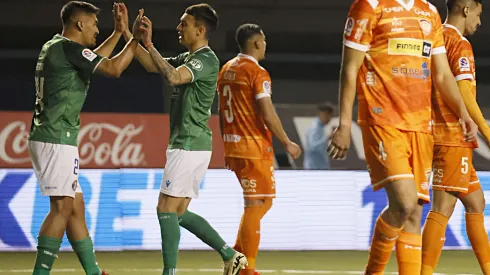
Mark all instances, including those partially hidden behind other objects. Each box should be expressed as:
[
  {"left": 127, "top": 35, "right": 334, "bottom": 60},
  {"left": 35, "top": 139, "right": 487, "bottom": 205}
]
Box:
[
  {"left": 189, "top": 59, "right": 203, "bottom": 71},
  {"left": 344, "top": 17, "right": 354, "bottom": 36},
  {"left": 366, "top": 72, "right": 376, "bottom": 86},
  {"left": 384, "top": 7, "right": 404, "bottom": 13},
  {"left": 223, "top": 134, "right": 241, "bottom": 143},
  {"left": 419, "top": 19, "right": 432, "bottom": 35},
  {"left": 354, "top": 28, "right": 364, "bottom": 40},
  {"left": 357, "top": 19, "right": 368, "bottom": 30},
  {"left": 82, "top": 49, "right": 97, "bottom": 62},
  {"left": 459, "top": 57, "right": 471, "bottom": 72},
  {"left": 72, "top": 180, "right": 78, "bottom": 191},
  {"left": 388, "top": 38, "right": 432, "bottom": 58},
  {"left": 392, "top": 62, "right": 430, "bottom": 81},
  {"left": 415, "top": 9, "right": 431, "bottom": 17},
  {"left": 241, "top": 178, "right": 257, "bottom": 193},
  {"left": 391, "top": 17, "right": 404, "bottom": 32}
]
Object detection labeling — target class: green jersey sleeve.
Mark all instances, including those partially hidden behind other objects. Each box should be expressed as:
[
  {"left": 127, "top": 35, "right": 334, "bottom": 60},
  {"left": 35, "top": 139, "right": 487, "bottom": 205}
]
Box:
[
  {"left": 165, "top": 55, "right": 182, "bottom": 68},
  {"left": 63, "top": 41, "right": 104, "bottom": 74},
  {"left": 181, "top": 52, "right": 218, "bottom": 83}
]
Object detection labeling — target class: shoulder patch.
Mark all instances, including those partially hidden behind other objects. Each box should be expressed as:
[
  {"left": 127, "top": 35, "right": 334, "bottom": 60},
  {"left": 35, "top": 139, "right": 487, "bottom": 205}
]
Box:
[
  {"left": 82, "top": 49, "right": 97, "bottom": 62},
  {"left": 344, "top": 17, "right": 355, "bottom": 36},
  {"left": 189, "top": 59, "right": 203, "bottom": 71},
  {"left": 459, "top": 57, "right": 470, "bottom": 72},
  {"left": 262, "top": 81, "right": 271, "bottom": 94}
]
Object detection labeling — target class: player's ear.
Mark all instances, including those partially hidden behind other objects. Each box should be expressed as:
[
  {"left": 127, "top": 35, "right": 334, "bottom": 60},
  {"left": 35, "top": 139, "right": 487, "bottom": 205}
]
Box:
[
  {"left": 463, "top": 6, "right": 470, "bottom": 17},
  {"left": 77, "top": 21, "right": 83, "bottom": 31},
  {"left": 254, "top": 40, "right": 260, "bottom": 50},
  {"left": 197, "top": 25, "right": 205, "bottom": 37}
]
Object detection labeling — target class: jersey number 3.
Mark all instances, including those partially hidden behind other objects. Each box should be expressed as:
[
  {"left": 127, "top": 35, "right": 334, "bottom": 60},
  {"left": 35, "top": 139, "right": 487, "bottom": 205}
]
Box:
[{"left": 223, "top": 85, "right": 234, "bottom": 123}]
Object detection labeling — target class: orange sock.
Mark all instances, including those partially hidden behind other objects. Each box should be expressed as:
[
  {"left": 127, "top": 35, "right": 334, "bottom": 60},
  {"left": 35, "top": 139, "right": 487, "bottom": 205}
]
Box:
[
  {"left": 421, "top": 211, "right": 449, "bottom": 275},
  {"left": 365, "top": 216, "right": 402, "bottom": 275},
  {"left": 466, "top": 213, "right": 490, "bottom": 275},
  {"left": 239, "top": 199, "right": 272, "bottom": 272},
  {"left": 234, "top": 215, "right": 244, "bottom": 252},
  {"left": 396, "top": 231, "right": 422, "bottom": 275}
]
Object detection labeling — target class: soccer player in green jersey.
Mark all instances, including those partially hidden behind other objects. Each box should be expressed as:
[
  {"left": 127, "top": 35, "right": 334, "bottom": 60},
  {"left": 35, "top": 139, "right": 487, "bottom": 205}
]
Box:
[
  {"left": 27, "top": 1, "right": 147, "bottom": 274},
  {"left": 119, "top": 3, "right": 247, "bottom": 275}
]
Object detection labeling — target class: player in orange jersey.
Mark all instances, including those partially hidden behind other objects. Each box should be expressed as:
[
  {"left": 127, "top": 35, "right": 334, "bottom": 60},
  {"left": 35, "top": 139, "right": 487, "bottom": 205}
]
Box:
[
  {"left": 421, "top": 1, "right": 490, "bottom": 274},
  {"left": 217, "top": 23, "right": 302, "bottom": 275},
  {"left": 328, "top": 0, "right": 478, "bottom": 274}
]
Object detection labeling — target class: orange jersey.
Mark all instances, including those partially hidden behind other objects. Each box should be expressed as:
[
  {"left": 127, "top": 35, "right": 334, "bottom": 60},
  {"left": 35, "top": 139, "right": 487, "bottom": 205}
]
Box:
[
  {"left": 217, "top": 54, "right": 274, "bottom": 160},
  {"left": 344, "top": 0, "right": 446, "bottom": 133},
  {"left": 432, "top": 24, "right": 478, "bottom": 148}
]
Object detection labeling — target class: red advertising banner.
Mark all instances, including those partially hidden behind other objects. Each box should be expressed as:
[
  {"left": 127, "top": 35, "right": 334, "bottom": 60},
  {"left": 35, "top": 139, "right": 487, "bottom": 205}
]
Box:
[{"left": 0, "top": 111, "right": 225, "bottom": 168}]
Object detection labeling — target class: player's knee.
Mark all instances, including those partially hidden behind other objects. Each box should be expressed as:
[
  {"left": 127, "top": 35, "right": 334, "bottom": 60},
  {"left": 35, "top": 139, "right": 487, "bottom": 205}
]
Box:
[
  {"left": 50, "top": 196, "right": 74, "bottom": 219},
  {"left": 389, "top": 199, "right": 417, "bottom": 222},
  {"left": 463, "top": 196, "right": 486, "bottom": 214},
  {"left": 157, "top": 203, "right": 178, "bottom": 213},
  {"left": 156, "top": 193, "right": 182, "bottom": 213},
  {"left": 432, "top": 199, "right": 456, "bottom": 217},
  {"left": 430, "top": 190, "right": 458, "bottom": 217}
]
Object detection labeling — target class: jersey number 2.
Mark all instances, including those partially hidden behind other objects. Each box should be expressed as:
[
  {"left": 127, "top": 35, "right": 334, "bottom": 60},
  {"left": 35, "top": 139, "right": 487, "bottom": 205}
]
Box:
[{"left": 223, "top": 85, "right": 234, "bottom": 123}]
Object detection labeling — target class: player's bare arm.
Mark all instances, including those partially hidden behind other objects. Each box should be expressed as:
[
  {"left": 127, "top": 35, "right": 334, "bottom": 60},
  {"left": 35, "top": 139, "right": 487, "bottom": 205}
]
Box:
[
  {"left": 432, "top": 53, "right": 478, "bottom": 141},
  {"left": 93, "top": 3, "right": 124, "bottom": 58},
  {"left": 120, "top": 3, "right": 159, "bottom": 73},
  {"left": 142, "top": 17, "right": 193, "bottom": 86},
  {"left": 256, "top": 96, "right": 301, "bottom": 159},
  {"left": 328, "top": 46, "right": 365, "bottom": 160},
  {"left": 96, "top": 9, "right": 146, "bottom": 78},
  {"left": 458, "top": 79, "right": 490, "bottom": 142}
]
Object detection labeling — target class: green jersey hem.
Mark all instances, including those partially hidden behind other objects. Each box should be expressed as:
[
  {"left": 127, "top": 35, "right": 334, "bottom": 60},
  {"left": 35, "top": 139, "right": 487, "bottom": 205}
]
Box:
[
  {"left": 168, "top": 143, "right": 212, "bottom": 151},
  {"left": 28, "top": 136, "right": 78, "bottom": 147}
]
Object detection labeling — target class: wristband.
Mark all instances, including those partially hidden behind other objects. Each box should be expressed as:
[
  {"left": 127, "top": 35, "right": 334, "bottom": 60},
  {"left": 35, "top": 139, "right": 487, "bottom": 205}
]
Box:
[{"left": 145, "top": 42, "right": 154, "bottom": 48}]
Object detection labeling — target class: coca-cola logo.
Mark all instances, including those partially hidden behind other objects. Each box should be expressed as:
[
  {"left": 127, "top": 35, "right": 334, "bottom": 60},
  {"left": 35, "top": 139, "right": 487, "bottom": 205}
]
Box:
[
  {"left": 78, "top": 123, "right": 145, "bottom": 166},
  {"left": 0, "top": 121, "right": 146, "bottom": 167},
  {"left": 0, "top": 121, "right": 30, "bottom": 164}
]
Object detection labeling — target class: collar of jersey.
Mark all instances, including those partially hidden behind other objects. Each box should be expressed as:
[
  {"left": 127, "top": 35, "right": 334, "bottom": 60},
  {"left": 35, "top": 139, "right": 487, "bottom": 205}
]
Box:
[
  {"left": 395, "top": 0, "right": 414, "bottom": 11},
  {"left": 190, "top": 46, "right": 211, "bottom": 55},
  {"left": 237, "top": 53, "right": 258, "bottom": 64},
  {"left": 55, "top": 34, "right": 72, "bottom": 41},
  {"left": 443, "top": 23, "right": 464, "bottom": 37}
]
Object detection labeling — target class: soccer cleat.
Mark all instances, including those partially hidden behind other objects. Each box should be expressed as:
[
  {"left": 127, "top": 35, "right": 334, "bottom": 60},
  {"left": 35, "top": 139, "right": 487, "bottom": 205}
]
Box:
[
  {"left": 101, "top": 271, "right": 110, "bottom": 275},
  {"left": 223, "top": 251, "right": 248, "bottom": 275}
]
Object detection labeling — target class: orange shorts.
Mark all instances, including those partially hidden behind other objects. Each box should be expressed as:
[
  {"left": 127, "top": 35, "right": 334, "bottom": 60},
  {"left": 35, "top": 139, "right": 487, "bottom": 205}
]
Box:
[
  {"left": 432, "top": 145, "right": 481, "bottom": 198},
  {"left": 225, "top": 157, "right": 275, "bottom": 200},
  {"left": 361, "top": 125, "right": 433, "bottom": 202}
]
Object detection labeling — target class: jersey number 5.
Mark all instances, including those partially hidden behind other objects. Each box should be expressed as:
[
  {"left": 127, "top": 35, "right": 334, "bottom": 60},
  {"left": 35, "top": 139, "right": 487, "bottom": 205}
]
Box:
[
  {"left": 461, "top": 157, "right": 469, "bottom": 174},
  {"left": 223, "top": 85, "right": 234, "bottom": 123}
]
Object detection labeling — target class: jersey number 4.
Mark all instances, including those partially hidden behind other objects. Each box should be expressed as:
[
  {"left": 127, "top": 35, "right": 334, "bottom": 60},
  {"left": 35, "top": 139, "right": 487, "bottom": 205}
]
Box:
[{"left": 223, "top": 85, "right": 234, "bottom": 123}]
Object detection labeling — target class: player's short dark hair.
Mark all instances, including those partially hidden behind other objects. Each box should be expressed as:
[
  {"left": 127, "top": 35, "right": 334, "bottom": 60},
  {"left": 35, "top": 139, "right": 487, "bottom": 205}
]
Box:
[
  {"left": 61, "top": 1, "right": 100, "bottom": 25},
  {"left": 446, "top": 0, "right": 483, "bottom": 13},
  {"left": 317, "top": 102, "right": 335, "bottom": 114},
  {"left": 185, "top": 4, "right": 219, "bottom": 35},
  {"left": 236, "top": 24, "right": 263, "bottom": 50}
]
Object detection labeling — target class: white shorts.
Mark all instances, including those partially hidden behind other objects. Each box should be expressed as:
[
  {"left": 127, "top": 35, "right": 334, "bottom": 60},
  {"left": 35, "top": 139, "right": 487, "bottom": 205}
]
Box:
[
  {"left": 28, "top": 140, "right": 82, "bottom": 198},
  {"left": 160, "top": 149, "right": 212, "bottom": 198}
]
